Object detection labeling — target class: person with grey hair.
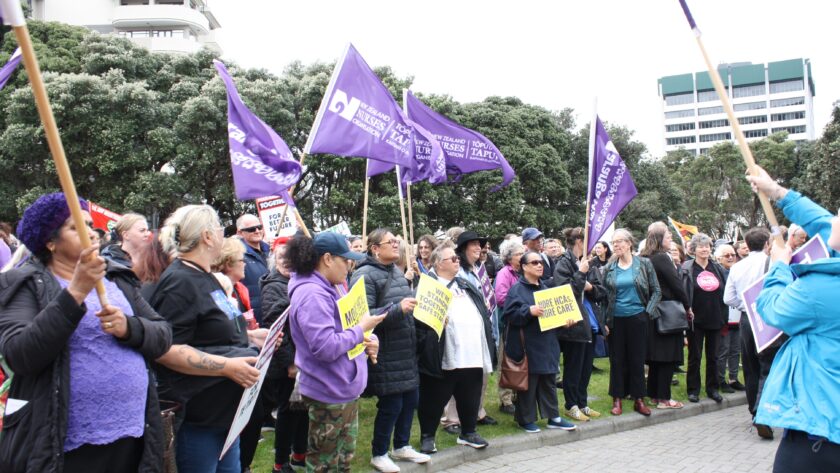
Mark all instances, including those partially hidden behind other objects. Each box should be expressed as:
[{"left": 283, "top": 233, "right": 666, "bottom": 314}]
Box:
[
  {"left": 237, "top": 213, "right": 271, "bottom": 325},
  {"left": 681, "top": 233, "right": 728, "bottom": 404},
  {"left": 493, "top": 239, "right": 525, "bottom": 415},
  {"left": 713, "top": 244, "right": 743, "bottom": 394},
  {"left": 787, "top": 224, "right": 808, "bottom": 251}
]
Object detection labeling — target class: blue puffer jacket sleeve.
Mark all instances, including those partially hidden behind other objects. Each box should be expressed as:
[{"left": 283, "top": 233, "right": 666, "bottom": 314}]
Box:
[{"left": 777, "top": 190, "right": 840, "bottom": 258}]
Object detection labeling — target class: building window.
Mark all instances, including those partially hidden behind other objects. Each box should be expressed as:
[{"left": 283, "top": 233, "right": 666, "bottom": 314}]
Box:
[
  {"left": 665, "top": 93, "right": 694, "bottom": 106},
  {"left": 120, "top": 0, "right": 150, "bottom": 5},
  {"left": 666, "top": 136, "right": 696, "bottom": 145},
  {"left": 157, "top": 0, "right": 186, "bottom": 4},
  {"left": 771, "top": 111, "right": 806, "bottom": 122},
  {"left": 699, "top": 119, "right": 728, "bottom": 129},
  {"left": 700, "top": 132, "right": 731, "bottom": 142},
  {"left": 744, "top": 129, "right": 769, "bottom": 138},
  {"left": 770, "top": 97, "right": 805, "bottom": 108},
  {"left": 665, "top": 123, "right": 696, "bottom": 132},
  {"left": 734, "top": 101, "right": 766, "bottom": 112},
  {"left": 699, "top": 148, "right": 710, "bottom": 155},
  {"left": 697, "top": 90, "right": 722, "bottom": 102},
  {"left": 665, "top": 109, "right": 694, "bottom": 119},
  {"left": 738, "top": 115, "right": 768, "bottom": 125},
  {"left": 698, "top": 106, "right": 724, "bottom": 116},
  {"left": 771, "top": 126, "right": 806, "bottom": 134},
  {"left": 769, "top": 80, "right": 804, "bottom": 94},
  {"left": 732, "top": 84, "right": 766, "bottom": 98}
]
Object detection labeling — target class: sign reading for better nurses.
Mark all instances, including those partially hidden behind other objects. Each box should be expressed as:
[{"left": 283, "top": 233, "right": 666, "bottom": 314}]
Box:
[
  {"left": 337, "top": 277, "right": 371, "bottom": 360},
  {"left": 534, "top": 284, "right": 583, "bottom": 332},
  {"left": 413, "top": 274, "right": 453, "bottom": 339}
]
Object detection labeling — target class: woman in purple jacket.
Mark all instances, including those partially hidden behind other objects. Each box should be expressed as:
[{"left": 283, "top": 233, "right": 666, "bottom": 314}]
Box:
[{"left": 286, "top": 232, "right": 384, "bottom": 471}]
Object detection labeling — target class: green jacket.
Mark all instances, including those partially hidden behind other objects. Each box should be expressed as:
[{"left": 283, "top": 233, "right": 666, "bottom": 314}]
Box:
[{"left": 603, "top": 256, "right": 661, "bottom": 328}]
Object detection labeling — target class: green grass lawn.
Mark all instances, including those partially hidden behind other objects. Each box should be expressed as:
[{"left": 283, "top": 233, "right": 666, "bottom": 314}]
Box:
[{"left": 251, "top": 348, "right": 735, "bottom": 472}]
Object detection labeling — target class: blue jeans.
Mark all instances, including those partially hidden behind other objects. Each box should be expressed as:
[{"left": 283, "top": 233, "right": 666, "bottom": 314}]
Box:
[
  {"left": 371, "top": 389, "right": 418, "bottom": 457},
  {"left": 176, "top": 422, "right": 240, "bottom": 473}
]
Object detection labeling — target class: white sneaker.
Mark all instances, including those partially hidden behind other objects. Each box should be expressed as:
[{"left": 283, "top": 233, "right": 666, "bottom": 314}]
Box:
[
  {"left": 390, "top": 446, "right": 431, "bottom": 464},
  {"left": 371, "top": 454, "right": 401, "bottom": 472}
]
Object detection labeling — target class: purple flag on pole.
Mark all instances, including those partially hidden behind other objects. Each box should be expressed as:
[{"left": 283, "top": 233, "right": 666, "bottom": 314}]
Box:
[
  {"left": 0, "top": 48, "right": 22, "bottom": 91},
  {"left": 367, "top": 159, "right": 394, "bottom": 178},
  {"left": 404, "top": 90, "right": 515, "bottom": 192},
  {"left": 305, "top": 44, "right": 423, "bottom": 175},
  {"left": 586, "top": 116, "right": 638, "bottom": 253},
  {"left": 214, "top": 60, "right": 302, "bottom": 201}
]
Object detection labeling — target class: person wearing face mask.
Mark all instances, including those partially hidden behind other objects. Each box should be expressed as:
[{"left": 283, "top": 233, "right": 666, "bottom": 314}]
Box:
[
  {"left": 101, "top": 213, "right": 151, "bottom": 268},
  {"left": 745, "top": 165, "right": 840, "bottom": 471}
]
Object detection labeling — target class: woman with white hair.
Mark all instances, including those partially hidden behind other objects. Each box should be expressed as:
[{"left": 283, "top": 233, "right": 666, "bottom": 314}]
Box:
[{"left": 493, "top": 238, "right": 525, "bottom": 415}]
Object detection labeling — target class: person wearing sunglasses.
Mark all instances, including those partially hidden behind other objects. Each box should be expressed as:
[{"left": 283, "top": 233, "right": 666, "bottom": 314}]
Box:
[
  {"left": 236, "top": 214, "right": 270, "bottom": 327},
  {"left": 713, "top": 244, "right": 743, "bottom": 395}
]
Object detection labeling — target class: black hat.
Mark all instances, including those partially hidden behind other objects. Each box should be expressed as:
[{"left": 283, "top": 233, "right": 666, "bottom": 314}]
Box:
[{"left": 455, "top": 230, "right": 488, "bottom": 252}]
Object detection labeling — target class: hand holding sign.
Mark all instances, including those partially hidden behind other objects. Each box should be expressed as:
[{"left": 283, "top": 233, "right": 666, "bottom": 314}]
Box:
[
  {"left": 413, "top": 274, "right": 453, "bottom": 338},
  {"left": 772, "top": 243, "right": 793, "bottom": 265},
  {"left": 224, "top": 357, "right": 259, "bottom": 388},
  {"left": 529, "top": 305, "right": 544, "bottom": 317},
  {"left": 400, "top": 297, "right": 417, "bottom": 314},
  {"left": 533, "top": 284, "right": 583, "bottom": 332}
]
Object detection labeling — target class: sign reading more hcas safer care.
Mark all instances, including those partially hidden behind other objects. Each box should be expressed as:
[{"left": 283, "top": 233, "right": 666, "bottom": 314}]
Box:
[
  {"left": 255, "top": 195, "right": 297, "bottom": 242},
  {"left": 337, "top": 277, "right": 371, "bottom": 360},
  {"left": 413, "top": 274, "right": 453, "bottom": 339},
  {"left": 534, "top": 284, "right": 583, "bottom": 332}
]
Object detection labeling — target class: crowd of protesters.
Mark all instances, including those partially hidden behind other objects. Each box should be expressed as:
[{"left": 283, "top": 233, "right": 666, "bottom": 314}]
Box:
[{"left": 0, "top": 164, "right": 837, "bottom": 472}]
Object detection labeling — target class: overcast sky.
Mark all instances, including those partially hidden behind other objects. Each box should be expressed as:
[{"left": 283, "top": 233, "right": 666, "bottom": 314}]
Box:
[{"left": 211, "top": 0, "right": 838, "bottom": 158}]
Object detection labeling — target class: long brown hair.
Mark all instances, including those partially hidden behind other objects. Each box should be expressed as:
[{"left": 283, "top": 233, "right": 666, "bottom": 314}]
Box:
[{"left": 640, "top": 221, "right": 669, "bottom": 257}]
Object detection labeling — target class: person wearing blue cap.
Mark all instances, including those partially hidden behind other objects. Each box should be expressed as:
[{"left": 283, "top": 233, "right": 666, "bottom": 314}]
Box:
[
  {"left": 522, "top": 227, "right": 554, "bottom": 285},
  {"left": 285, "top": 231, "right": 385, "bottom": 472}
]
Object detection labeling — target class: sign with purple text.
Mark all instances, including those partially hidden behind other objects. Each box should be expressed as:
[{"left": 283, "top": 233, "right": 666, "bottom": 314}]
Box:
[
  {"left": 477, "top": 264, "right": 497, "bottom": 313},
  {"left": 741, "top": 235, "right": 830, "bottom": 352}
]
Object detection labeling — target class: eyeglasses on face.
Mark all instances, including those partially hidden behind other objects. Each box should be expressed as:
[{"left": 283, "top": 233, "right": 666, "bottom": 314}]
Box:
[
  {"left": 525, "top": 260, "right": 543, "bottom": 266},
  {"left": 446, "top": 255, "right": 460, "bottom": 263},
  {"left": 611, "top": 238, "right": 627, "bottom": 245},
  {"left": 721, "top": 254, "right": 736, "bottom": 258},
  {"left": 375, "top": 239, "right": 400, "bottom": 247},
  {"left": 240, "top": 225, "right": 263, "bottom": 233}
]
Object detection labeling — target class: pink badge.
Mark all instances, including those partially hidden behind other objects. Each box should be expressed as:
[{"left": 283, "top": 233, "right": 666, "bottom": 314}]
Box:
[{"left": 696, "top": 271, "right": 719, "bottom": 292}]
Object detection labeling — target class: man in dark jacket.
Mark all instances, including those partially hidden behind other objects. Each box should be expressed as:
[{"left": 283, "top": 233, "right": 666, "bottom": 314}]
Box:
[
  {"left": 416, "top": 245, "right": 497, "bottom": 454},
  {"left": 522, "top": 227, "right": 554, "bottom": 285},
  {"left": 237, "top": 213, "right": 271, "bottom": 324}
]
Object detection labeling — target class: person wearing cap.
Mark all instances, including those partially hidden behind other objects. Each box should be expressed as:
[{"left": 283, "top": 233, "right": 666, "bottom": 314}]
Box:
[
  {"left": 351, "top": 229, "right": 428, "bottom": 472},
  {"left": 522, "top": 227, "right": 554, "bottom": 284},
  {"left": 236, "top": 213, "right": 271, "bottom": 325},
  {"left": 285, "top": 231, "right": 384, "bottom": 472},
  {"left": 0, "top": 192, "right": 172, "bottom": 472}
]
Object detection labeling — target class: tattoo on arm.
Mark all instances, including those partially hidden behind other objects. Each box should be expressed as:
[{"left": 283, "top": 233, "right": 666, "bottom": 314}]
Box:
[{"left": 180, "top": 346, "right": 226, "bottom": 371}]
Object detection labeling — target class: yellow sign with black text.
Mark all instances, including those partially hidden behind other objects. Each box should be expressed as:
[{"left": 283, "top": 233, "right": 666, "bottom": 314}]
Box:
[
  {"left": 337, "top": 277, "right": 371, "bottom": 359},
  {"left": 534, "top": 284, "right": 583, "bottom": 332},
  {"left": 413, "top": 274, "right": 453, "bottom": 339}
]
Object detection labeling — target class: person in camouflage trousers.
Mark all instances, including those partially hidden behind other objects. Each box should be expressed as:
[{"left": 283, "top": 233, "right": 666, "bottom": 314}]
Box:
[{"left": 306, "top": 399, "right": 359, "bottom": 472}]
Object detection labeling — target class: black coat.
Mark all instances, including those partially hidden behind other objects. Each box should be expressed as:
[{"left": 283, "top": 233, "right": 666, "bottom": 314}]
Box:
[
  {"left": 0, "top": 261, "right": 172, "bottom": 473},
  {"left": 100, "top": 243, "right": 132, "bottom": 268},
  {"left": 647, "top": 252, "right": 689, "bottom": 363},
  {"left": 259, "top": 269, "right": 294, "bottom": 379},
  {"left": 350, "top": 256, "right": 418, "bottom": 396},
  {"left": 416, "top": 274, "right": 497, "bottom": 379},
  {"left": 551, "top": 251, "right": 607, "bottom": 342},
  {"left": 503, "top": 276, "right": 560, "bottom": 375},
  {"left": 681, "top": 259, "right": 729, "bottom": 330}
]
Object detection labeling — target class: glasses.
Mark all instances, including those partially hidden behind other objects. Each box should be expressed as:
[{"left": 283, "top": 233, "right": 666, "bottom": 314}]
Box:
[
  {"left": 375, "top": 239, "right": 400, "bottom": 247},
  {"left": 446, "top": 255, "right": 460, "bottom": 263},
  {"left": 525, "top": 260, "right": 543, "bottom": 266},
  {"left": 611, "top": 239, "right": 627, "bottom": 245},
  {"left": 721, "top": 254, "right": 736, "bottom": 259},
  {"left": 240, "top": 225, "right": 263, "bottom": 233}
]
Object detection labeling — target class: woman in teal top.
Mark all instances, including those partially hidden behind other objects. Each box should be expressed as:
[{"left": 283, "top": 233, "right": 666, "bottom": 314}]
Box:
[{"left": 603, "top": 229, "right": 661, "bottom": 417}]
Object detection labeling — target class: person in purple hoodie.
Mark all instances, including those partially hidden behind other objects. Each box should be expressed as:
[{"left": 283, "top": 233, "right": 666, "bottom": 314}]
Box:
[{"left": 286, "top": 232, "right": 385, "bottom": 472}]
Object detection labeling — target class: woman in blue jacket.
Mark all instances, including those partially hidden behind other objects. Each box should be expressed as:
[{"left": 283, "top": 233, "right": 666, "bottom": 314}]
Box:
[{"left": 748, "top": 166, "right": 840, "bottom": 472}]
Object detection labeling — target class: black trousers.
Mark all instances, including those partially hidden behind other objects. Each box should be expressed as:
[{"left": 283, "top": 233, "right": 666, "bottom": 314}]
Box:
[
  {"left": 608, "top": 312, "right": 648, "bottom": 399},
  {"left": 63, "top": 436, "right": 143, "bottom": 473},
  {"left": 774, "top": 430, "right": 840, "bottom": 473},
  {"left": 740, "top": 312, "right": 781, "bottom": 415},
  {"left": 514, "top": 373, "right": 560, "bottom": 425},
  {"left": 560, "top": 340, "right": 595, "bottom": 410},
  {"left": 418, "top": 368, "right": 483, "bottom": 436},
  {"left": 647, "top": 361, "right": 676, "bottom": 400},
  {"left": 687, "top": 326, "right": 720, "bottom": 395},
  {"left": 274, "top": 372, "right": 309, "bottom": 465}
]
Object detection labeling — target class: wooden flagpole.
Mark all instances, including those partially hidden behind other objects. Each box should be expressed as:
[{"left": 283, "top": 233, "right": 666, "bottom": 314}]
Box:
[
  {"left": 679, "top": 0, "right": 784, "bottom": 246},
  {"left": 406, "top": 183, "right": 415, "bottom": 247},
  {"left": 395, "top": 166, "right": 410, "bottom": 244},
  {"left": 3, "top": 2, "right": 108, "bottom": 304}
]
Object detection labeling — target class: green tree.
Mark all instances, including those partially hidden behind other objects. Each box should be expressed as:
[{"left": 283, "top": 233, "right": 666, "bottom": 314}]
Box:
[{"left": 798, "top": 106, "right": 840, "bottom": 210}]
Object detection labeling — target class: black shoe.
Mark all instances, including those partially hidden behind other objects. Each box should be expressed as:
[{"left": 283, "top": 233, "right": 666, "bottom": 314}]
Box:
[
  {"left": 420, "top": 434, "right": 437, "bottom": 454},
  {"left": 443, "top": 424, "right": 461, "bottom": 435},
  {"left": 477, "top": 415, "right": 498, "bottom": 426},
  {"left": 688, "top": 393, "right": 700, "bottom": 403},
  {"left": 290, "top": 457, "right": 306, "bottom": 469},
  {"left": 719, "top": 383, "right": 735, "bottom": 393},
  {"left": 272, "top": 464, "right": 295, "bottom": 473},
  {"left": 671, "top": 377, "right": 679, "bottom": 386},
  {"left": 730, "top": 381, "right": 746, "bottom": 391},
  {"left": 457, "top": 432, "right": 489, "bottom": 449},
  {"left": 556, "top": 379, "right": 564, "bottom": 389},
  {"left": 592, "top": 365, "right": 603, "bottom": 372},
  {"left": 499, "top": 404, "right": 516, "bottom": 415},
  {"left": 755, "top": 423, "right": 774, "bottom": 440},
  {"left": 708, "top": 391, "right": 724, "bottom": 403}
]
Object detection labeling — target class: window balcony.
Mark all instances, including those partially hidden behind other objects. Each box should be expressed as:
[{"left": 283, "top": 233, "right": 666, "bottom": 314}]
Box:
[{"left": 113, "top": 4, "right": 211, "bottom": 34}]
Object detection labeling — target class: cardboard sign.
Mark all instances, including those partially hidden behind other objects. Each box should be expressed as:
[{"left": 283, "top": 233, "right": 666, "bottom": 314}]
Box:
[
  {"left": 413, "top": 274, "right": 453, "bottom": 339},
  {"left": 336, "top": 277, "right": 370, "bottom": 359},
  {"left": 534, "top": 284, "right": 582, "bottom": 332},
  {"left": 255, "top": 195, "right": 297, "bottom": 242},
  {"left": 477, "top": 264, "right": 497, "bottom": 313},
  {"left": 322, "top": 221, "right": 352, "bottom": 237}
]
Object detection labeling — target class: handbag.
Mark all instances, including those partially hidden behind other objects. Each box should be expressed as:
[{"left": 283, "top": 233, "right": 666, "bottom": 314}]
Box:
[
  {"left": 498, "top": 327, "right": 529, "bottom": 391},
  {"left": 655, "top": 300, "right": 689, "bottom": 334}
]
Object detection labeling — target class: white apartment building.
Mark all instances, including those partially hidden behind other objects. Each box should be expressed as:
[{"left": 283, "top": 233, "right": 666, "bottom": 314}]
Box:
[
  {"left": 657, "top": 58, "right": 815, "bottom": 155},
  {"left": 30, "top": 0, "right": 221, "bottom": 55}
]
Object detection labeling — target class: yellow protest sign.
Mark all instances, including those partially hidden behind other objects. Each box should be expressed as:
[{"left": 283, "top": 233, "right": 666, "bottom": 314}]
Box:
[
  {"left": 534, "top": 284, "right": 582, "bottom": 332},
  {"left": 337, "top": 276, "right": 371, "bottom": 360},
  {"left": 413, "top": 274, "right": 453, "bottom": 339}
]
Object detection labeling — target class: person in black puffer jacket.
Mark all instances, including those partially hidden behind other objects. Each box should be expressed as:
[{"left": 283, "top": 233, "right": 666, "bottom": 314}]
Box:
[{"left": 350, "top": 229, "right": 428, "bottom": 470}]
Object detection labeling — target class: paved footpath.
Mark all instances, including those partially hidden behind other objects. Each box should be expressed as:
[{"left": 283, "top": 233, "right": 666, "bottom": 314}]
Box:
[{"left": 439, "top": 406, "right": 778, "bottom": 473}]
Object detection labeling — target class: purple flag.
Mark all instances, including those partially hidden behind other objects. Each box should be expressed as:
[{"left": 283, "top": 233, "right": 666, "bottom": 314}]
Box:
[
  {"left": 404, "top": 90, "right": 515, "bottom": 192},
  {"left": 0, "top": 48, "right": 22, "bottom": 91},
  {"left": 215, "top": 60, "right": 301, "bottom": 200},
  {"left": 367, "top": 159, "right": 394, "bottom": 178},
  {"left": 585, "top": 116, "right": 638, "bottom": 252},
  {"left": 305, "top": 44, "right": 423, "bottom": 175}
]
